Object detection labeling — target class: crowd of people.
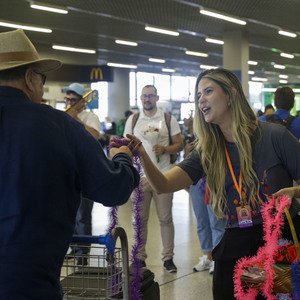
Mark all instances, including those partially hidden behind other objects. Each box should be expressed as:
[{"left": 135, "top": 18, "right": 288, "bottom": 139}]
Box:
[{"left": 1, "top": 28, "right": 300, "bottom": 299}]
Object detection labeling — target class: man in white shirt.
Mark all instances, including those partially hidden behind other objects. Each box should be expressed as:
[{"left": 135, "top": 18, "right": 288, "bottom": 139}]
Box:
[
  {"left": 124, "top": 85, "right": 183, "bottom": 272},
  {"left": 64, "top": 82, "right": 101, "bottom": 139},
  {"left": 63, "top": 82, "right": 101, "bottom": 264}
]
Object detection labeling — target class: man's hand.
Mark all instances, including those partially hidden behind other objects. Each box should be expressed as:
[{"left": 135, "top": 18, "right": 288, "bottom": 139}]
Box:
[
  {"left": 66, "top": 99, "right": 85, "bottom": 119},
  {"left": 109, "top": 145, "right": 133, "bottom": 160},
  {"left": 152, "top": 144, "right": 165, "bottom": 155}
]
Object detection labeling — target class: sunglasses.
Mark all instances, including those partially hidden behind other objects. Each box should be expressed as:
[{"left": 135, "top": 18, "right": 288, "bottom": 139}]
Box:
[
  {"left": 33, "top": 70, "right": 47, "bottom": 85},
  {"left": 64, "top": 97, "right": 81, "bottom": 102}
]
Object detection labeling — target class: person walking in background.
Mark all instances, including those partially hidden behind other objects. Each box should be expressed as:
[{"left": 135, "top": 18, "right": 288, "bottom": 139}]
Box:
[
  {"left": 0, "top": 29, "right": 139, "bottom": 299},
  {"left": 63, "top": 82, "right": 102, "bottom": 264},
  {"left": 116, "top": 110, "right": 133, "bottom": 137},
  {"left": 259, "top": 86, "right": 300, "bottom": 139},
  {"left": 121, "top": 68, "right": 300, "bottom": 299},
  {"left": 263, "top": 103, "right": 275, "bottom": 116},
  {"left": 184, "top": 141, "right": 226, "bottom": 275},
  {"left": 123, "top": 85, "right": 183, "bottom": 272}
]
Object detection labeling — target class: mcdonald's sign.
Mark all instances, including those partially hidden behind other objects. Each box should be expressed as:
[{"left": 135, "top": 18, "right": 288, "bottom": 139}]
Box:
[
  {"left": 90, "top": 67, "right": 103, "bottom": 81},
  {"left": 46, "top": 64, "right": 113, "bottom": 82}
]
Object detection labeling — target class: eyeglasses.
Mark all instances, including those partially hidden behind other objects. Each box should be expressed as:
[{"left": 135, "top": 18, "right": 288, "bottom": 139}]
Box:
[
  {"left": 64, "top": 97, "right": 80, "bottom": 102},
  {"left": 33, "top": 70, "right": 47, "bottom": 85},
  {"left": 141, "top": 94, "right": 157, "bottom": 99}
]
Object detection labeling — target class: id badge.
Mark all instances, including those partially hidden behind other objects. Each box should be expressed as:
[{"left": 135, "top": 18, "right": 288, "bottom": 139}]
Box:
[{"left": 236, "top": 205, "right": 253, "bottom": 228}]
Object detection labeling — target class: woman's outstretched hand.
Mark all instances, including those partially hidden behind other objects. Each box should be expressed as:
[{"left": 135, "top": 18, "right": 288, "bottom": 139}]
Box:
[{"left": 125, "top": 134, "right": 145, "bottom": 156}]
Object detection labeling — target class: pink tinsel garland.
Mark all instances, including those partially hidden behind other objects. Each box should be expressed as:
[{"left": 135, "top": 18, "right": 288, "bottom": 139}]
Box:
[{"left": 233, "top": 195, "right": 291, "bottom": 300}]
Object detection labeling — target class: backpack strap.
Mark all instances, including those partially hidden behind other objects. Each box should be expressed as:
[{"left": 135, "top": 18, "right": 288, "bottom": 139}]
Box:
[
  {"left": 266, "top": 114, "right": 283, "bottom": 122},
  {"left": 131, "top": 112, "right": 140, "bottom": 134},
  {"left": 164, "top": 112, "right": 172, "bottom": 145},
  {"left": 284, "top": 115, "right": 296, "bottom": 126}
]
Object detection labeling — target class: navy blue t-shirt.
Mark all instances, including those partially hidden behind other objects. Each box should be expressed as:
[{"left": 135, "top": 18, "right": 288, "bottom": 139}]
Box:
[{"left": 178, "top": 121, "right": 300, "bottom": 228}]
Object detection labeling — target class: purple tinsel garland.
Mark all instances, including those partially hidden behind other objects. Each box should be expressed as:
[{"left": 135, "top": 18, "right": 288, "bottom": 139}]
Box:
[{"left": 108, "top": 137, "right": 145, "bottom": 300}]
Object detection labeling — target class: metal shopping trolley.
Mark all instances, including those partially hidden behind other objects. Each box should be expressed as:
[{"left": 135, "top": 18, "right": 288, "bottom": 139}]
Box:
[{"left": 60, "top": 227, "right": 130, "bottom": 300}]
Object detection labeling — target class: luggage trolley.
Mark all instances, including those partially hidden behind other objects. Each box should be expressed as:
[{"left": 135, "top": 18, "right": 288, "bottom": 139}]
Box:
[{"left": 60, "top": 227, "right": 130, "bottom": 300}]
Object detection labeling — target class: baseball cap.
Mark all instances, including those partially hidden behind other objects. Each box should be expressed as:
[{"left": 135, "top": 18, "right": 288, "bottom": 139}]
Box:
[{"left": 63, "top": 83, "right": 86, "bottom": 97}]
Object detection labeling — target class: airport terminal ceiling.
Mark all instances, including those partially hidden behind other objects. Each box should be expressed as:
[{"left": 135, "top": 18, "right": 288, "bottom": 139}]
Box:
[{"left": 0, "top": 0, "right": 300, "bottom": 84}]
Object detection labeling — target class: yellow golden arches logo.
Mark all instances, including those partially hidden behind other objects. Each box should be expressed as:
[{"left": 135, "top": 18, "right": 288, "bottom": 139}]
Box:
[{"left": 90, "top": 67, "right": 103, "bottom": 81}]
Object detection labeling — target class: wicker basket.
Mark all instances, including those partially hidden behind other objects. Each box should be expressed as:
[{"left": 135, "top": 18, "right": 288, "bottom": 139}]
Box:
[{"left": 242, "top": 207, "right": 300, "bottom": 294}]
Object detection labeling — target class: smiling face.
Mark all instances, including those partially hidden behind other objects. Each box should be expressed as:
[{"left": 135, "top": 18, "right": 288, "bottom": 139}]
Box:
[
  {"left": 197, "top": 77, "right": 232, "bottom": 128},
  {"left": 140, "top": 86, "right": 159, "bottom": 112}
]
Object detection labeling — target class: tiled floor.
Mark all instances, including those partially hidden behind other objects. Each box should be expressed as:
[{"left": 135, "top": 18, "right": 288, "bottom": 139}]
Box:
[{"left": 92, "top": 188, "right": 213, "bottom": 300}]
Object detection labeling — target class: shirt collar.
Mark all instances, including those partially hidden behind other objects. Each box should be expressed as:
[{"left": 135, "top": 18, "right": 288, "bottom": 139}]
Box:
[{"left": 140, "top": 107, "right": 163, "bottom": 119}]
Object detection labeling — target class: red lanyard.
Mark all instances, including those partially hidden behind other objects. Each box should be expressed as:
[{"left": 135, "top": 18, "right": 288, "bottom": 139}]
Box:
[{"left": 224, "top": 144, "right": 242, "bottom": 200}]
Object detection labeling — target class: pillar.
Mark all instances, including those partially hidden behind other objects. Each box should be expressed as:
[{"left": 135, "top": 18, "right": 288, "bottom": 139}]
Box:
[
  {"left": 107, "top": 68, "right": 131, "bottom": 122},
  {"left": 223, "top": 30, "right": 249, "bottom": 98}
]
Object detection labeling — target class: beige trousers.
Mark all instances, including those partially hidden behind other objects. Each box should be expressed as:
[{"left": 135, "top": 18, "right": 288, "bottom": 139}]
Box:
[{"left": 135, "top": 177, "right": 174, "bottom": 262}]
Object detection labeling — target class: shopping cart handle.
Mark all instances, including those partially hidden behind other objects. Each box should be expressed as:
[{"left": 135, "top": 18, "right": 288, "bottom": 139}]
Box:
[{"left": 72, "top": 233, "right": 116, "bottom": 254}]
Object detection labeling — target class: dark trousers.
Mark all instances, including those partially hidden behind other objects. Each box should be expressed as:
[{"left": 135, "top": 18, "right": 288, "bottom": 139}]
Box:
[
  {"left": 212, "top": 214, "right": 300, "bottom": 300},
  {"left": 71, "top": 198, "right": 94, "bottom": 254}
]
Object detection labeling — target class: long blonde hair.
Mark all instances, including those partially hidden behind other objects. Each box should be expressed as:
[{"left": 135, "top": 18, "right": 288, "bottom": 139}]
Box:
[{"left": 193, "top": 68, "right": 260, "bottom": 218}]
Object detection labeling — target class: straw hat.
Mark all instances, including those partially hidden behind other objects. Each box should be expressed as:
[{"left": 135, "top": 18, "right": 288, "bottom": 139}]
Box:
[{"left": 0, "top": 29, "right": 61, "bottom": 72}]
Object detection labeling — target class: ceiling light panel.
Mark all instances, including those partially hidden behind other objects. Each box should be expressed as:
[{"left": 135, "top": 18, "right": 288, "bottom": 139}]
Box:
[
  {"left": 278, "top": 30, "right": 297, "bottom": 38},
  {"left": 280, "top": 53, "right": 294, "bottom": 59},
  {"left": 185, "top": 51, "right": 208, "bottom": 57},
  {"left": 149, "top": 58, "right": 166, "bottom": 63},
  {"left": 115, "top": 39, "right": 138, "bottom": 46},
  {"left": 205, "top": 37, "right": 224, "bottom": 45},
  {"left": 30, "top": 3, "right": 68, "bottom": 14},
  {"left": 0, "top": 21, "right": 52, "bottom": 33},
  {"left": 52, "top": 45, "right": 96, "bottom": 54},
  {"left": 162, "top": 68, "right": 175, "bottom": 72},
  {"left": 107, "top": 62, "right": 137, "bottom": 69},
  {"left": 200, "top": 9, "right": 246, "bottom": 25},
  {"left": 145, "top": 26, "right": 179, "bottom": 36}
]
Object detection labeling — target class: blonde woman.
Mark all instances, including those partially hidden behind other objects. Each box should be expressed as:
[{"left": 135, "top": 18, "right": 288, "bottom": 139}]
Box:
[{"left": 121, "top": 68, "right": 300, "bottom": 299}]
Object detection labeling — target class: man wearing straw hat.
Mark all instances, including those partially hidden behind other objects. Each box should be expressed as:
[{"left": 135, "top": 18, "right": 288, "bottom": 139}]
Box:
[{"left": 0, "top": 29, "right": 139, "bottom": 299}]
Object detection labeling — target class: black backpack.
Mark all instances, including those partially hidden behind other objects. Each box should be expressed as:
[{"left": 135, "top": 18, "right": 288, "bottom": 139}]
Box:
[{"left": 265, "top": 114, "right": 296, "bottom": 134}]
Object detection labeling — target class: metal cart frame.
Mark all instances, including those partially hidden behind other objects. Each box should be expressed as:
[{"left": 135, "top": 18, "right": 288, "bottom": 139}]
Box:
[{"left": 60, "top": 227, "right": 130, "bottom": 300}]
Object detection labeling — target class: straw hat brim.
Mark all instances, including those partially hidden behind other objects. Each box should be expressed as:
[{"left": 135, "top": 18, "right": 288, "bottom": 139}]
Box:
[
  {"left": 0, "top": 29, "right": 62, "bottom": 73},
  {"left": 0, "top": 58, "right": 62, "bottom": 73}
]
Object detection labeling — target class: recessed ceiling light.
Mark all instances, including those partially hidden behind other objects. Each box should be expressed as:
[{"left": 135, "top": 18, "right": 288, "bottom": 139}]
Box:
[
  {"left": 279, "top": 74, "right": 288, "bottom": 79},
  {"left": 248, "top": 71, "right": 255, "bottom": 75},
  {"left": 262, "top": 88, "right": 276, "bottom": 92},
  {"left": 162, "top": 68, "right": 175, "bottom": 72},
  {"left": 52, "top": 45, "right": 96, "bottom": 54},
  {"left": 278, "top": 30, "right": 297, "bottom": 38},
  {"left": 149, "top": 58, "right": 166, "bottom": 63},
  {"left": 280, "top": 53, "right": 294, "bottom": 59},
  {"left": 248, "top": 61, "right": 258, "bottom": 65},
  {"left": 274, "top": 64, "right": 286, "bottom": 69},
  {"left": 279, "top": 80, "right": 288, "bottom": 84},
  {"left": 185, "top": 51, "right": 208, "bottom": 57},
  {"left": 205, "top": 37, "right": 224, "bottom": 45},
  {"left": 30, "top": 2, "right": 68, "bottom": 14},
  {"left": 200, "top": 9, "right": 246, "bottom": 25},
  {"left": 145, "top": 26, "right": 179, "bottom": 36},
  {"left": 251, "top": 77, "right": 268, "bottom": 82},
  {"left": 0, "top": 21, "right": 52, "bottom": 33},
  {"left": 107, "top": 62, "right": 138, "bottom": 69},
  {"left": 200, "top": 65, "right": 218, "bottom": 70},
  {"left": 115, "top": 39, "right": 138, "bottom": 46}
]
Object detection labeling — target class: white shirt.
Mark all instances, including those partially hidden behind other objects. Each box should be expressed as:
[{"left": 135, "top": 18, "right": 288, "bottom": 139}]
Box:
[
  {"left": 77, "top": 110, "right": 101, "bottom": 132},
  {"left": 124, "top": 108, "right": 181, "bottom": 173}
]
